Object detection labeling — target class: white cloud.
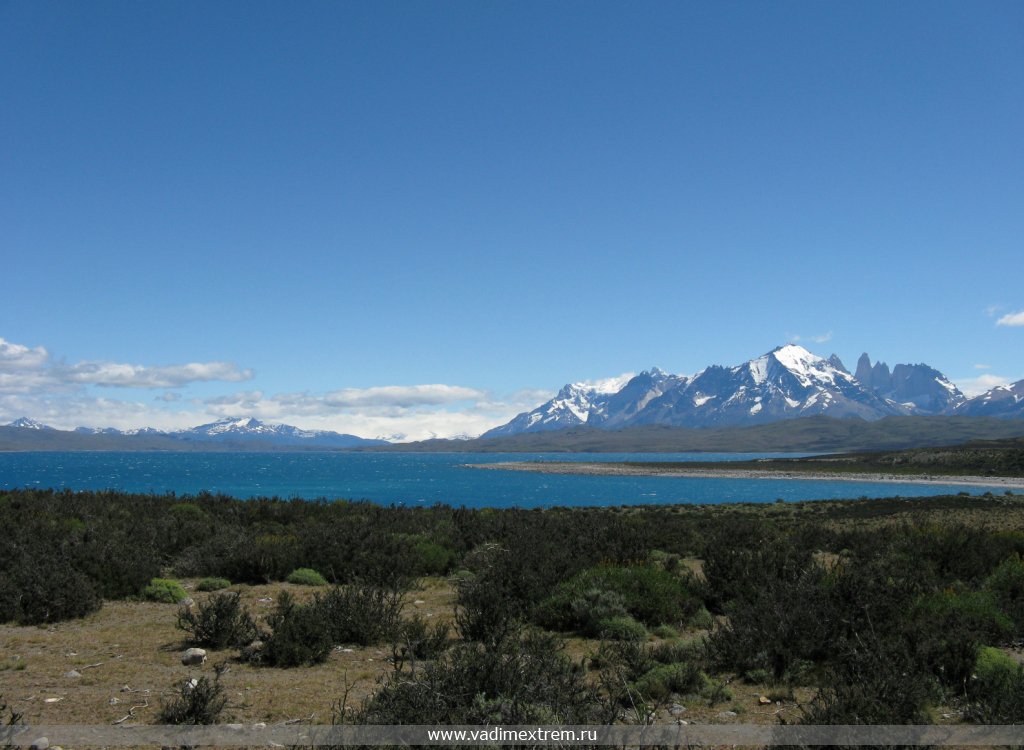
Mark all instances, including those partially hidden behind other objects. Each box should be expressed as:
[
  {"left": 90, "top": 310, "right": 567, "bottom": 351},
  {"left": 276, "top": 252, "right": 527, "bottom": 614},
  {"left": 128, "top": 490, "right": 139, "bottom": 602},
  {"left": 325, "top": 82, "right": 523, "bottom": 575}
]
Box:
[
  {"left": 58, "top": 361, "right": 253, "bottom": 388},
  {"left": 322, "top": 384, "right": 485, "bottom": 408},
  {"left": 577, "top": 373, "right": 635, "bottom": 393},
  {"left": 996, "top": 311, "right": 1024, "bottom": 327},
  {"left": 954, "top": 374, "right": 1012, "bottom": 398},
  {"left": 0, "top": 393, "right": 207, "bottom": 432},
  {"left": 0, "top": 334, "right": 606, "bottom": 440},
  {"left": 194, "top": 384, "right": 538, "bottom": 440},
  {"left": 786, "top": 331, "right": 833, "bottom": 345},
  {"left": 0, "top": 337, "right": 50, "bottom": 371},
  {"left": 973, "top": 364, "right": 991, "bottom": 370},
  {"left": 0, "top": 334, "right": 253, "bottom": 393}
]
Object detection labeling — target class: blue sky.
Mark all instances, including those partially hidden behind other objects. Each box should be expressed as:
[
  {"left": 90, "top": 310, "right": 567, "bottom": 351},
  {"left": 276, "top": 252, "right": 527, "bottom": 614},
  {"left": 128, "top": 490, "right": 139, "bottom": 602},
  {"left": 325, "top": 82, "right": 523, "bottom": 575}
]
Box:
[{"left": 2, "top": 1, "right": 1022, "bottom": 439}]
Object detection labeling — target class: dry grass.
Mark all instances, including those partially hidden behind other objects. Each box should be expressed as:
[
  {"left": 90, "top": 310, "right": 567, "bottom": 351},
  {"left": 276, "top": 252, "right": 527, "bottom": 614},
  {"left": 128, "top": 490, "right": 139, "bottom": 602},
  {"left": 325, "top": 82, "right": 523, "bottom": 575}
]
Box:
[
  {"left": 0, "top": 574, "right": 814, "bottom": 728},
  {"left": 0, "top": 578, "right": 455, "bottom": 725}
]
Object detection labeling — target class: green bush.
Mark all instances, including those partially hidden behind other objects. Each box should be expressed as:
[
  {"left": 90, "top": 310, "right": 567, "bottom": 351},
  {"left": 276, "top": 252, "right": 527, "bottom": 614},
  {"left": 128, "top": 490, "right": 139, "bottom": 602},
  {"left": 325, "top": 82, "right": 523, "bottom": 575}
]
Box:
[
  {"left": 966, "top": 647, "right": 1024, "bottom": 723},
  {"left": 570, "top": 588, "right": 629, "bottom": 637},
  {"left": 913, "top": 589, "right": 1013, "bottom": 643},
  {"left": 141, "top": 578, "right": 188, "bottom": 604},
  {"left": 797, "top": 633, "right": 937, "bottom": 726},
  {"left": 649, "top": 638, "right": 703, "bottom": 665},
  {"left": 974, "top": 645, "right": 1017, "bottom": 681},
  {"left": 535, "top": 564, "right": 700, "bottom": 633},
  {"left": 261, "top": 592, "right": 333, "bottom": 667},
  {"left": 709, "top": 564, "right": 837, "bottom": 683},
  {"left": 318, "top": 584, "right": 405, "bottom": 646},
  {"left": 984, "top": 555, "right": 1024, "bottom": 635},
  {"left": 396, "top": 614, "right": 450, "bottom": 660},
  {"left": 352, "top": 628, "right": 610, "bottom": 725},
  {"left": 177, "top": 592, "right": 258, "bottom": 650},
  {"left": 0, "top": 556, "right": 102, "bottom": 625},
  {"left": 632, "top": 662, "right": 704, "bottom": 701},
  {"left": 286, "top": 568, "right": 328, "bottom": 586},
  {"left": 156, "top": 674, "right": 227, "bottom": 725},
  {"left": 412, "top": 540, "right": 455, "bottom": 575},
  {"left": 597, "top": 616, "right": 647, "bottom": 642},
  {"left": 454, "top": 544, "right": 528, "bottom": 644},
  {"left": 195, "top": 577, "right": 232, "bottom": 592}
]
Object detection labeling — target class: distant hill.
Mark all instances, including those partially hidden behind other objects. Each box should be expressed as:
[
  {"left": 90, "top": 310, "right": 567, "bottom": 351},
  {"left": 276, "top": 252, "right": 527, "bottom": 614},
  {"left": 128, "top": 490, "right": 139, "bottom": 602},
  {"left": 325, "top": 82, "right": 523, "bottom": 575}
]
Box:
[
  {"left": 0, "top": 417, "right": 387, "bottom": 452},
  {"left": 367, "top": 415, "right": 1024, "bottom": 454}
]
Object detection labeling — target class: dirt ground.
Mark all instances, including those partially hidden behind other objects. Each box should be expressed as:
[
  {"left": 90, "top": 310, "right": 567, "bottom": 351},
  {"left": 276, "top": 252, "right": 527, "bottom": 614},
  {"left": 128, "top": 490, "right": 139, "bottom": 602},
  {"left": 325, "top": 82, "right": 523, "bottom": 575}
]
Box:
[
  {"left": 0, "top": 574, "right": 820, "bottom": 728},
  {"left": 0, "top": 578, "right": 457, "bottom": 725}
]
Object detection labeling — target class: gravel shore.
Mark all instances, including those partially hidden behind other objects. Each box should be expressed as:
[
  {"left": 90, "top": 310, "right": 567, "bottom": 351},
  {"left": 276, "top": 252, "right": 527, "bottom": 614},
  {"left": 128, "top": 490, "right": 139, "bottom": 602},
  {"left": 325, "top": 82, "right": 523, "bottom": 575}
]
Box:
[{"left": 468, "top": 461, "right": 1024, "bottom": 489}]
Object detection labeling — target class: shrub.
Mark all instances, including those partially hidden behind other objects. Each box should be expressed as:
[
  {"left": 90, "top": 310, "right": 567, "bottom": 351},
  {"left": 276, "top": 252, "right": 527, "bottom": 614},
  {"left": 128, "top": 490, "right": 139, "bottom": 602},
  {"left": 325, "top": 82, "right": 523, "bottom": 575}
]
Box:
[
  {"left": 412, "top": 540, "right": 455, "bottom": 575},
  {"left": 261, "top": 592, "right": 333, "bottom": 667},
  {"left": 156, "top": 674, "right": 227, "bottom": 725},
  {"left": 286, "top": 568, "right": 328, "bottom": 586},
  {"left": 142, "top": 578, "right": 188, "bottom": 604},
  {"left": 318, "top": 584, "right": 405, "bottom": 646},
  {"left": 570, "top": 588, "right": 629, "bottom": 637},
  {"left": 652, "top": 624, "right": 679, "bottom": 640},
  {"left": 913, "top": 589, "right": 1013, "bottom": 644},
  {"left": 966, "top": 647, "right": 1024, "bottom": 723},
  {"left": 454, "top": 544, "right": 528, "bottom": 644},
  {"left": 535, "top": 564, "right": 700, "bottom": 634},
  {"left": 597, "top": 616, "right": 647, "bottom": 642},
  {"left": 700, "top": 523, "right": 813, "bottom": 613},
  {"left": 352, "top": 628, "right": 610, "bottom": 725},
  {"left": 195, "top": 577, "right": 231, "bottom": 592},
  {"left": 0, "top": 556, "right": 102, "bottom": 624},
  {"left": 633, "top": 662, "right": 705, "bottom": 702},
  {"left": 649, "top": 638, "right": 703, "bottom": 666},
  {"left": 709, "top": 564, "right": 837, "bottom": 683},
  {"left": 177, "top": 592, "right": 258, "bottom": 650},
  {"left": 796, "top": 634, "right": 937, "bottom": 726},
  {"left": 396, "top": 614, "right": 450, "bottom": 660},
  {"left": 984, "top": 555, "right": 1024, "bottom": 635}
]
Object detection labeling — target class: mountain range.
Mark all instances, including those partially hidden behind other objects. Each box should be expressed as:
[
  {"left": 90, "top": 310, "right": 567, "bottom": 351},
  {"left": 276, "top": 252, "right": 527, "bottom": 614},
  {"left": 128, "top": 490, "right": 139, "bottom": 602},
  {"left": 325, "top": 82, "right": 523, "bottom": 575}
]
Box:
[
  {"left": 483, "top": 344, "right": 1022, "bottom": 437},
  {"left": 2, "top": 417, "right": 386, "bottom": 449},
  {"left": 3, "top": 344, "right": 1022, "bottom": 452}
]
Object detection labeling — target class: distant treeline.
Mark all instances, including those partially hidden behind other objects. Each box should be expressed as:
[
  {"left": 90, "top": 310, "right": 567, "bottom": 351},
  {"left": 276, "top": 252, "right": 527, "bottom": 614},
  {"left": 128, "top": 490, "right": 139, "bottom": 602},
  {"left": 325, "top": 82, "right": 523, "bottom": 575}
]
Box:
[{"left": 627, "top": 435, "right": 1024, "bottom": 477}]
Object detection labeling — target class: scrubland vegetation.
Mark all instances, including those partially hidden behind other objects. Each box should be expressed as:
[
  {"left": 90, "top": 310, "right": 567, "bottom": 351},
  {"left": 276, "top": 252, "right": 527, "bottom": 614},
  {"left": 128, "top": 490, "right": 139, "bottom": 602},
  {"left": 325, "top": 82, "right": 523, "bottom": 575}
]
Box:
[{"left": 2, "top": 487, "right": 1024, "bottom": 731}]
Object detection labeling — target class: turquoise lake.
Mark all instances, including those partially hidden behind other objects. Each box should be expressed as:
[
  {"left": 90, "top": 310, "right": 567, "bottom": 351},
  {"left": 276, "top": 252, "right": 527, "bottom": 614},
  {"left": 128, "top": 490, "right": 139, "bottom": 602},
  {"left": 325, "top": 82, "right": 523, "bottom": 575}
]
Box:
[{"left": 0, "top": 451, "right": 1011, "bottom": 508}]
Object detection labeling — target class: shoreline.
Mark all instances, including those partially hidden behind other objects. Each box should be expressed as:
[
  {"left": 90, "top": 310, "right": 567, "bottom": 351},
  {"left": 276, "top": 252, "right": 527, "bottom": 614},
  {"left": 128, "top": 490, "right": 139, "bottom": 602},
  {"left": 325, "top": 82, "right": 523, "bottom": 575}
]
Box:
[{"left": 468, "top": 461, "right": 1024, "bottom": 489}]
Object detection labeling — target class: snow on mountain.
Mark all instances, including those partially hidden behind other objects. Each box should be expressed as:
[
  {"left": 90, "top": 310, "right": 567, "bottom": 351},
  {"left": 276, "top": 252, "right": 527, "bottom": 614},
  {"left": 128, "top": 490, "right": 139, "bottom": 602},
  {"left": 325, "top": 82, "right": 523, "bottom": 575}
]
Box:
[
  {"left": 631, "top": 344, "right": 895, "bottom": 428},
  {"left": 52, "top": 417, "right": 388, "bottom": 447},
  {"left": 176, "top": 417, "right": 387, "bottom": 447},
  {"left": 958, "top": 379, "right": 1024, "bottom": 419},
  {"left": 484, "top": 344, "right": 984, "bottom": 436},
  {"left": 482, "top": 381, "right": 609, "bottom": 437},
  {"left": 6, "top": 417, "right": 54, "bottom": 430},
  {"left": 73, "top": 426, "right": 123, "bottom": 435},
  {"left": 855, "top": 353, "right": 965, "bottom": 414}
]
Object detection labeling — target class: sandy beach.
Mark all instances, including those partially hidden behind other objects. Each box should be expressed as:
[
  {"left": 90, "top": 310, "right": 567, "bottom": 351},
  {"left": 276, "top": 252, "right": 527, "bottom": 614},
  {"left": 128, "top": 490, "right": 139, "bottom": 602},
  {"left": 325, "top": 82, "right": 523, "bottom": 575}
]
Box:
[{"left": 469, "top": 461, "right": 1024, "bottom": 489}]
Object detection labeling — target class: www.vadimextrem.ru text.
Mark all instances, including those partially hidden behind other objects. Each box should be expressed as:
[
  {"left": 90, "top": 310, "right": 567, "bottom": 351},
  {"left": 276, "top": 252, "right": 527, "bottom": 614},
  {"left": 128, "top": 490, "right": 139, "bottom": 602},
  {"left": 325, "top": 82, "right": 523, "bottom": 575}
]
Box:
[{"left": 426, "top": 727, "right": 599, "bottom": 743}]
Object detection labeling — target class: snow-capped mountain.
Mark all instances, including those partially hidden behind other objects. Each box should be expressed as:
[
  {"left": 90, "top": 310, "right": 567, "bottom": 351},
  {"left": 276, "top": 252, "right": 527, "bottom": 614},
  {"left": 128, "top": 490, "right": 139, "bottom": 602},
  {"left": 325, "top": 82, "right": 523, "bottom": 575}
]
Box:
[
  {"left": 630, "top": 345, "right": 898, "bottom": 428},
  {"left": 74, "top": 426, "right": 123, "bottom": 435},
  {"left": 173, "top": 417, "right": 388, "bottom": 447},
  {"left": 957, "top": 379, "right": 1024, "bottom": 419},
  {"left": 483, "top": 373, "right": 642, "bottom": 436},
  {"left": 6, "top": 417, "right": 54, "bottom": 430},
  {"left": 7, "top": 417, "right": 387, "bottom": 448},
  {"left": 484, "top": 344, "right": 984, "bottom": 437}
]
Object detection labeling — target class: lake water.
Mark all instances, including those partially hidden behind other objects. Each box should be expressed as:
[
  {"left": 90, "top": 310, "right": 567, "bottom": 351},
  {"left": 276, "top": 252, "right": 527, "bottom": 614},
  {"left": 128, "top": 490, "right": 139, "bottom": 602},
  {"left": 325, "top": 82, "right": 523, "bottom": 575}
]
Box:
[{"left": 0, "top": 451, "right": 1011, "bottom": 508}]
